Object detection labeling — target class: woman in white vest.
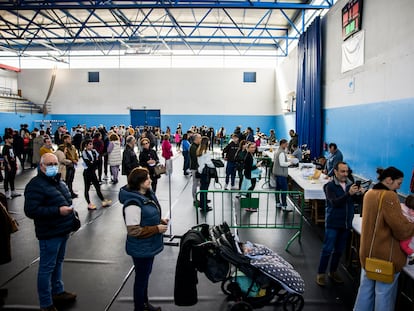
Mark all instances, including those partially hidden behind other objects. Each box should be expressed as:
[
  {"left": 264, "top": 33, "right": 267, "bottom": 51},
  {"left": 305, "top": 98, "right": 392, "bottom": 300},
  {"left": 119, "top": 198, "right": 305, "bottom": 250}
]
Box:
[{"left": 107, "top": 133, "right": 122, "bottom": 184}]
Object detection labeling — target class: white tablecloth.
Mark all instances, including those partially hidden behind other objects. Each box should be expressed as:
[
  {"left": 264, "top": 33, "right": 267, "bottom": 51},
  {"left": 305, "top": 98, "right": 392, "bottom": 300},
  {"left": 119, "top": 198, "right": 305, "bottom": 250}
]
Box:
[{"left": 288, "top": 167, "right": 328, "bottom": 200}]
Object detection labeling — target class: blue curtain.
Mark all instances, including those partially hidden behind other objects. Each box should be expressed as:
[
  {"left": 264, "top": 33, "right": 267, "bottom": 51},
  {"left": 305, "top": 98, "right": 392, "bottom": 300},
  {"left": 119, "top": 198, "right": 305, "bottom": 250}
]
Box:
[{"left": 295, "top": 16, "right": 322, "bottom": 159}]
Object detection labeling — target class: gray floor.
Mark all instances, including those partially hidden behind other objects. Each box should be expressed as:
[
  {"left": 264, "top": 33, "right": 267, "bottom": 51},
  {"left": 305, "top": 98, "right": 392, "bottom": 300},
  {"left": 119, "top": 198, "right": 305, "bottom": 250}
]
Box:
[{"left": 0, "top": 149, "right": 359, "bottom": 310}]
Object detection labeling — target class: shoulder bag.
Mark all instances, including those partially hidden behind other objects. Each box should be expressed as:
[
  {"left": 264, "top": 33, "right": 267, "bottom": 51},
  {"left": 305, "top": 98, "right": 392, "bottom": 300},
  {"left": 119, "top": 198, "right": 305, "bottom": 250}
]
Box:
[
  {"left": 365, "top": 191, "right": 395, "bottom": 283},
  {"left": 72, "top": 209, "right": 81, "bottom": 232},
  {"left": 154, "top": 163, "right": 167, "bottom": 175}
]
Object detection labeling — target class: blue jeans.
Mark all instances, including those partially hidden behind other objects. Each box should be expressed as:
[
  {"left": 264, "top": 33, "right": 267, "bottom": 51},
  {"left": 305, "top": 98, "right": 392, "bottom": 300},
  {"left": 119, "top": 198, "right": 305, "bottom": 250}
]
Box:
[
  {"left": 132, "top": 257, "right": 154, "bottom": 311},
  {"left": 275, "top": 175, "right": 288, "bottom": 206},
  {"left": 353, "top": 268, "right": 400, "bottom": 311},
  {"left": 317, "top": 227, "right": 349, "bottom": 274},
  {"left": 182, "top": 151, "right": 190, "bottom": 172},
  {"left": 225, "top": 161, "right": 237, "bottom": 186},
  {"left": 38, "top": 235, "right": 69, "bottom": 308}
]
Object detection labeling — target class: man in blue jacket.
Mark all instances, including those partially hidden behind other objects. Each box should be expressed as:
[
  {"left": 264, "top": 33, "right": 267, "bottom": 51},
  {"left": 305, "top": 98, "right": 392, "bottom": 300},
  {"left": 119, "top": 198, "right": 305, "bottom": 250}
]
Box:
[
  {"left": 316, "top": 161, "right": 362, "bottom": 286},
  {"left": 24, "top": 153, "right": 77, "bottom": 311},
  {"left": 325, "top": 143, "right": 343, "bottom": 177}
]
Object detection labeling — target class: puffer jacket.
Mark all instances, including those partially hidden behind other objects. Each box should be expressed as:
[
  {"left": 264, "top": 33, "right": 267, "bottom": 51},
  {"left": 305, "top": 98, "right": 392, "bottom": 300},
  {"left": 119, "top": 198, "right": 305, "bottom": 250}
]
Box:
[
  {"left": 119, "top": 185, "right": 164, "bottom": 258},
  {"left": 24, "top": 171, "right": 73, "bottom": 239}
]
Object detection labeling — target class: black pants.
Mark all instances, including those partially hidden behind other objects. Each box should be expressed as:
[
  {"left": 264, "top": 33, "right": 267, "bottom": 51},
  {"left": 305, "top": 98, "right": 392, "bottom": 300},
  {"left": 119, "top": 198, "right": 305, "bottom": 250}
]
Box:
[
  {"left": 83, "top": 170, "right": 104, "bottom": 204},
  {"left": 3, "top": 165, "right": 17, "bottom": 192},
  {"left": 65, "top": 166, "right": 76, "bottom": 195},
  {"left": 199, "top": 173, "right": 211, "bottom": 210}
]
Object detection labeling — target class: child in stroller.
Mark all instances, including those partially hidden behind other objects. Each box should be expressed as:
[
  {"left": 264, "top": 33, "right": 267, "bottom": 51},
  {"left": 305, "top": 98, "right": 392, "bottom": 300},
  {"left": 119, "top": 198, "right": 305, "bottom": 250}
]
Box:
[{"left": 174, "top": 222, "right": 305, "bottom": 311}]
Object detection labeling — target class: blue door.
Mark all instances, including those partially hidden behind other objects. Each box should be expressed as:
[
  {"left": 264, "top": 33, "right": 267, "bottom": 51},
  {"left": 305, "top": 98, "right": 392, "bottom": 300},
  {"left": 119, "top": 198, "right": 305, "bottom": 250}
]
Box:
[{"left": 130, "top": 109, "right": 160, "bottom": 128}]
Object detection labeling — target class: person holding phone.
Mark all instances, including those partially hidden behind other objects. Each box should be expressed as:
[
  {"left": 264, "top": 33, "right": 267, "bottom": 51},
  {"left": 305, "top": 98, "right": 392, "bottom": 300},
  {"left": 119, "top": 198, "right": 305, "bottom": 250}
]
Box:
[{"left": 316, "top": 161, "right": 364, "bottom": 286}]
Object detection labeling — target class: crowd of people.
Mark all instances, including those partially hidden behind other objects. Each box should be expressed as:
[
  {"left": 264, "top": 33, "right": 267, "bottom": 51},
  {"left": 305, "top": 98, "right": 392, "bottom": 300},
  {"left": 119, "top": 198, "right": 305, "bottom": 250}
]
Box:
[{"left": 1, "top": 122, "right": 413, "bottom": 311}]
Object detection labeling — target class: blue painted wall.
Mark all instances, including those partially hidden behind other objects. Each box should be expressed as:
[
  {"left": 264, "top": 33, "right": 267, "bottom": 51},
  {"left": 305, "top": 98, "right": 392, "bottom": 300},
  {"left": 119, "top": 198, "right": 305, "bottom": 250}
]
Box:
[
  {"left": 0, "top": 112, "right": 45, "bottom": 132},
  {"left": 2, "top": 99, "right": 412, "bottom": 195},
  {"left": 323, "top": 98, "right": 414, "bottom": 195}
]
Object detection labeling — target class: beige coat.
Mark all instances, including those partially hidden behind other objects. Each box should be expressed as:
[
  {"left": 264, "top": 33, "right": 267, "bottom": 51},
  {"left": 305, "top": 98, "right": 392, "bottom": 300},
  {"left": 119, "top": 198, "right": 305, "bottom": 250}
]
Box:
[
  {"left": 359, "top": 189, "right": 414, "bottom": 272},
  {"left": 54, "top": 149, "right": 71, "bottom": 180}
]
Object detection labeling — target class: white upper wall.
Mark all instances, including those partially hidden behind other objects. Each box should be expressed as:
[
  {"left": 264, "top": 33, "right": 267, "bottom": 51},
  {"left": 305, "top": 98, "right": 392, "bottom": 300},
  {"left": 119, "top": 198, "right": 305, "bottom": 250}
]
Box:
[
  {"left": 323, "top": 0, "right": 414, "bottom": 108},
  {"left": 18, "top": 68, "right": 276, "bottom": 115},
  {"left": 275, "top": 47, "right": 298, "bottom": 114},
  {"left": 0, "top": 70, "right": 18, "bottom": 94}
]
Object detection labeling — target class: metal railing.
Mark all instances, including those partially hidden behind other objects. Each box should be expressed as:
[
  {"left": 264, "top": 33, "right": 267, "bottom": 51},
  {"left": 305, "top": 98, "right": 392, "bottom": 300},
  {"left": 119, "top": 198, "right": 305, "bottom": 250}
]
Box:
[{"left": 195, "top": 189, "right": 304, "bottom": 251}]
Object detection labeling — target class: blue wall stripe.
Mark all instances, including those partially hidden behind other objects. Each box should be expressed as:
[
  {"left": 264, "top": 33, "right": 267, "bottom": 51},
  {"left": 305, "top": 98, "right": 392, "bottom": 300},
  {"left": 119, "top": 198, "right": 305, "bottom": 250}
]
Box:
[{"left": 1, "top": 98, "right": 412, "bottom": 194}]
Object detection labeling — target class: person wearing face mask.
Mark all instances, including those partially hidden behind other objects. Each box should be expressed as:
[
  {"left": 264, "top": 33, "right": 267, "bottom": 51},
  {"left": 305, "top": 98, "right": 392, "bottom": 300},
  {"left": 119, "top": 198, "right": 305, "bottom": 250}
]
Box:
[
  {"left": 353, "top": 167, "right": 414, "bottom": 311},
  {"left": 24, "top": 153, "right": 78, "bottom": 311}
]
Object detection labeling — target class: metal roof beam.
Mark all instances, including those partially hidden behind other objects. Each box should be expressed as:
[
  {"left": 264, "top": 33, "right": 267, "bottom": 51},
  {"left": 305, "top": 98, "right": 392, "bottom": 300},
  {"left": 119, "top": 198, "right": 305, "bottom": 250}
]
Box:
[{"left": 1, "top": 1, "right": 333, "bottom": 10}]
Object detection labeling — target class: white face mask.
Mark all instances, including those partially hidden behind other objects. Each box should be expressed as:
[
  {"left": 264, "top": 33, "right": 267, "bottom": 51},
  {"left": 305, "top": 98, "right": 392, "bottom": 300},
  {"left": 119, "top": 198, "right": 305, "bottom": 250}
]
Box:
[{"left": 45, "top": 165, "right": 59, "bottom": 177}]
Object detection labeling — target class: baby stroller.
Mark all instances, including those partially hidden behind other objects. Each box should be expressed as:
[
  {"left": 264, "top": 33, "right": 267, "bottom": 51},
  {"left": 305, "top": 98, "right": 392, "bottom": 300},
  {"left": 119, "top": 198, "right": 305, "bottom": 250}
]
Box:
[{"left": 175, "top": 222, "right": 305, "bottom": 311}]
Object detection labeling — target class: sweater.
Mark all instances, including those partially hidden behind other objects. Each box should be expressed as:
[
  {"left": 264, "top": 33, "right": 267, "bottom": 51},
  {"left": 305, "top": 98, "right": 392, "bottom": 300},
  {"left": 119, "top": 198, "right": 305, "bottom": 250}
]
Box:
[
  {"left": 272, "top": 147, "right": 289, "bottom": 177},
  {"left": 359, "top": 183, "right": 414, "bottom": 272}
]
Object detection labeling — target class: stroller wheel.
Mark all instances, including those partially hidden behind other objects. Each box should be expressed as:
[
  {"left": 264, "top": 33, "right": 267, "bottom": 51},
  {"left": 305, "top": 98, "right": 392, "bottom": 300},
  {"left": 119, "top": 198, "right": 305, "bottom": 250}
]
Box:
[
  {"left": 221, "top": 278, "right": 242, "bottom": 298},
  {"left": 283, "top": 293, "right": 304, "bottom": 311},
  {"left": 229, "top": 301, "right": 253, "bottom": 311}
]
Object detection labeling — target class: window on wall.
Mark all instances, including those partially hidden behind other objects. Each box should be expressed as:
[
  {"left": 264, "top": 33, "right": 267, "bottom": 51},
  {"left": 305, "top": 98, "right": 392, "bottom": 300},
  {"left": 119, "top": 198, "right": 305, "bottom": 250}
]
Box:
[
  {"left": 88, "top": 71, "right": 100, "bottom": 83},
  {"left": 243, "top": 72, "right": 256, "bottom": 83}
]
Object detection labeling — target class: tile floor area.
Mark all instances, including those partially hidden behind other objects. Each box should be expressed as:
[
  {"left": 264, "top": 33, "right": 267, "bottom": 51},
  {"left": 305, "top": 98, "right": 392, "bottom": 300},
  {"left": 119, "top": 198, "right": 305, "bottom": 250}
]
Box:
[{"left": 0, "top": 149, "right": 360, "bottom": 310}]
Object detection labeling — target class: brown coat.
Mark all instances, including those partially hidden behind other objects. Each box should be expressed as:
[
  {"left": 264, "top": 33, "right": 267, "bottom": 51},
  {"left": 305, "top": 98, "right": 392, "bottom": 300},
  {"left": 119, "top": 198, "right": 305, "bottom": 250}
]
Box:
[{"left": 359, "top": 189, "right": 414, "bottom": 272}]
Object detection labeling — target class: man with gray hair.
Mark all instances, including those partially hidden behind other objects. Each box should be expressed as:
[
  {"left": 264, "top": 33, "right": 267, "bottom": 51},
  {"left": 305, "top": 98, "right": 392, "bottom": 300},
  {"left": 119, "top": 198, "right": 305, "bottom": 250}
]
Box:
[
  {"left": 24, "top": 153, "right": 77, "bottom": 311},
  {"left": 121, "top": 135, "right": 139, "bottom": 177}
]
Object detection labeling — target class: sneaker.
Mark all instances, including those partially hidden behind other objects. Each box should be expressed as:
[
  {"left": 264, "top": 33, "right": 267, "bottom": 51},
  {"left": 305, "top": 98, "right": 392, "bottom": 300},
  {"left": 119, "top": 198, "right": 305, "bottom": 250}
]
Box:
[
  {"left": 328, "top": 272, "right": 344, "bottom": 284},
  {"left": 275, "top": 203, "right": 282, "bottom": 208},
  {"left": 88, "top": 203, "right": 97, "bottom": 210},
  {"left": 102, "top": 199, "right": 112, "bottom": 207},
  {"left": 282, "top": 205, "right": 293, "bottom": 212},
  {"left": 316, "top": 274, "right": 326, "bottom": 286},
  {"left": 144, "top": 302, "right": 161, "bottom": 311},
  {"left": 52, "top": 290, "right": 77, "bottom": 303},
  {"left": 5, "top": 191, "right": 12, "bottom": 200},
  {"left": 40, "top": 305, "right": 58, "bottom": 311},
  {"left": 224, "top": 184, "right": 229, "bottom": 190},
  {"left": 11, "top": 191, "right": 22, "bottom": 197},
  {"left": 245, "top": 208, "right": 258, "bottom": 212},
  {"left": 199, "top": 206, "right": 213, "bottom": 212},
  {"left": 231, "top": 186, "right": 238, "bottom": 190}
]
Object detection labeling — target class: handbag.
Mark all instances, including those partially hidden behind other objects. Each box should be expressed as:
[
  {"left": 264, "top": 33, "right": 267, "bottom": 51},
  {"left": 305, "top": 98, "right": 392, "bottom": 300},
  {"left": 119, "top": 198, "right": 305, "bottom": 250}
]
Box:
[
  {"left": 365, "top": 191, "right": 395, "bottom": 283},
  {"left": 212, "top": 159, "right": 224, "bottom": 168},
  {"left": 1, "top": 201, "right": 19, "bottom": 234},
  {"left": 72, "top": 209, "right": 81, "bottom": 232},
  {"left": 154, "top": 164, "right": 166, "bottom": 175}
]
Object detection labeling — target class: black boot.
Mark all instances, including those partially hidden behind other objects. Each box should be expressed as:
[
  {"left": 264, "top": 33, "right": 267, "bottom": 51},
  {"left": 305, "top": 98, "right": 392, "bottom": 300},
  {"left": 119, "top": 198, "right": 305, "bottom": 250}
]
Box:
[{"left": 144, "top": 302, "right": 161, "bottom": 311}]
